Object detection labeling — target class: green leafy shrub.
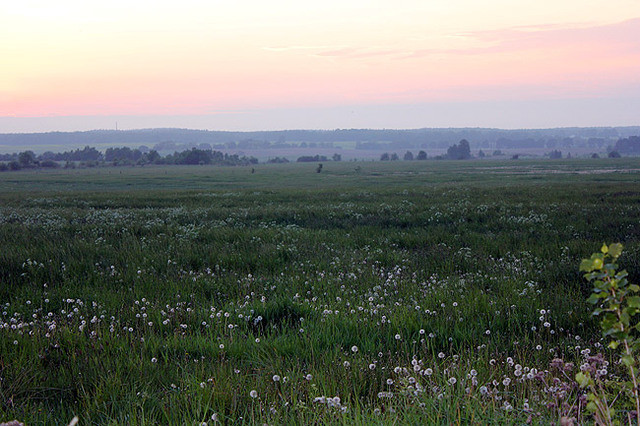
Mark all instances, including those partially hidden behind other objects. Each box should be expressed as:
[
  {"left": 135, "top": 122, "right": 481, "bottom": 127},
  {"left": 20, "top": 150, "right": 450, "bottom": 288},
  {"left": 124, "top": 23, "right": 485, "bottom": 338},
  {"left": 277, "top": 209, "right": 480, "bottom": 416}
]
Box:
[{"left": 578, "top": 243, "right": 640, "bottom": 425}]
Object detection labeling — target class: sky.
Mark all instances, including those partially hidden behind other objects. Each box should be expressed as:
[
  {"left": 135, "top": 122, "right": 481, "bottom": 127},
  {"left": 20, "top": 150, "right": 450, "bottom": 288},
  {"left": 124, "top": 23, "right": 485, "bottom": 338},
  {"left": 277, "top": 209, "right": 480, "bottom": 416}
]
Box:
[{"left": 1, "top": 0, "right": 639, "bottom": 132}]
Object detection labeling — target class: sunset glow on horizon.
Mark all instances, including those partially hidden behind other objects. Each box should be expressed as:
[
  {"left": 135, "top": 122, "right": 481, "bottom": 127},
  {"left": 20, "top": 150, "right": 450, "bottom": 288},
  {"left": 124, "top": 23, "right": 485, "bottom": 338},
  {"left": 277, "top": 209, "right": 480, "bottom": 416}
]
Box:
[{"left": 1, "top": 0, "right": 639, "bottom": 131}]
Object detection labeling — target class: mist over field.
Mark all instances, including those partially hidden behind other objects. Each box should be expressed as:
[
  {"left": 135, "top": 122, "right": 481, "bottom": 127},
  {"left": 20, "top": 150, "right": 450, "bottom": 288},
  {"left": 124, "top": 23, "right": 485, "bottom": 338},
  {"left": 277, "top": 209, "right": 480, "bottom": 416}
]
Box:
[{"left": 1, "top": 126, "right": 639, "bottom": 160}]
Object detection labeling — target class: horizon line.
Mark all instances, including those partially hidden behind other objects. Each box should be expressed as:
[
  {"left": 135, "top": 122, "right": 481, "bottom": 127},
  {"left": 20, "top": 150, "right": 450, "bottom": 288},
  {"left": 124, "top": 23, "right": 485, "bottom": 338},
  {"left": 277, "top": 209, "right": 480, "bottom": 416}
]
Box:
[{"left": 2, "top": 124, "right": 640, "bottom": 136}]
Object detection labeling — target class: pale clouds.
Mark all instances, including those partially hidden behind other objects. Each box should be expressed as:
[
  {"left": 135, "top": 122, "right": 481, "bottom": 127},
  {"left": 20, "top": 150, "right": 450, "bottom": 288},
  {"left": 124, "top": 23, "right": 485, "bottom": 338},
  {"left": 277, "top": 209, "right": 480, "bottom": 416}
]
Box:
[{"left": 1, "top": 0, "right": 639, "bottom": 129}]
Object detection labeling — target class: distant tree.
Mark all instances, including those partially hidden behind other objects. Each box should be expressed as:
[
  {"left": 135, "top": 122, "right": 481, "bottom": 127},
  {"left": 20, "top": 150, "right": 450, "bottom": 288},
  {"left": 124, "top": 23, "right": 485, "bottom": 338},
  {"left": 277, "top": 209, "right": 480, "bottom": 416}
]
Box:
[
  {"left": 608, "top": 150, "right": 621, "bottom": 158},
  {"left": 493, "top": 150, "right": 503, "bottom": 156},
  {"left": 73, "top": 146, "right": 102, "bottom": 161},
  {"left": 105, "top": 147, "right": 134, "bottom": 163},
  {"left": 146, "top": 150, "right": 161, "bottom": 164},
  {"left": 132, "top": 149, "right": 143, "bottom": 162},
  {"left": 591, "top": 153, "right": 600, "bottom": 159},
  {"left": 0, "top": 163, "right": 7, "bottom": 172},
  {"left": 403, "top": 151, "right": 414, "bottom": 161},
  {"left": 332, "top": 153, "right": 342, "bottom": 162},
  {"left": 8, "top": 161, "right": 21, "bottom": 171},
  {"left": 297, "top": 155, "right": 327, "bottom": 162},
  {"left": 0, "top": 153, "right": 16, "bottom": 162},
  {"left": 171, "top": 148, "right": 212, "bottom": 165},
  {"left": 614, "top": 135, "right": 640, "bottom": 154},
  {"left": 446, "top": 139, "right": 471, "bottom": 160},
  {"left": 18, "top": 151, "right": 36, "bottom": 167},
  {"left": 417, "top": 150, "right": 427, "bottom": 160},
  {"left": 390, "top": 153, "right": 399, "bottom": 161},
  {"left": 548, "top": 150, "right": 562, "bottom": 159},
  {"left": 380, "top": 153, "right": 390, "bottom": 161},
  {"left": 478, "top": 150, "right": 486, "bottom": 158},
  {"left": 459, "top": 139, "right": 471, "bottom": 159},
  {"left": 40, "top": 160, "right": 60, "bottom": 168},
  {"left": 40, "top": 151, "right": 56, "bottom": 160},
  {"left": 267, "top": 157, "right": 290, "bottom": 164}
]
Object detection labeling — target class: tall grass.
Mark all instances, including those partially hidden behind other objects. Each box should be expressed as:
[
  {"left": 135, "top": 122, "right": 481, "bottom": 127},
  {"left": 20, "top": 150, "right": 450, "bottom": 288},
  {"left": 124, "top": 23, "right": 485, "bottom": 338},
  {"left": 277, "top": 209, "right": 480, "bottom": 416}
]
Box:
[{"left": 1, "top": 159, "right": 639, "bottom": 424}]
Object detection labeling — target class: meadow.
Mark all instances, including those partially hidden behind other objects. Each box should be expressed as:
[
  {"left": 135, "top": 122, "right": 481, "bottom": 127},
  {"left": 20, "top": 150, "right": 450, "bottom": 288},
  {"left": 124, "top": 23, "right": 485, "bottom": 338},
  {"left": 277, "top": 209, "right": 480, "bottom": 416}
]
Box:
[{"left": 1, "top": 158, "right": 640, "bottom": 424}]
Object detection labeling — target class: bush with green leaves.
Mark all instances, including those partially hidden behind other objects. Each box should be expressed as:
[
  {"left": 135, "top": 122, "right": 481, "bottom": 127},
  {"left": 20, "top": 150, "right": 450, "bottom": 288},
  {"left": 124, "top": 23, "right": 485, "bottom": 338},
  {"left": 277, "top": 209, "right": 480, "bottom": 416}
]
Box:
[{"left": 578, "top": 243, "right": 640, "bottom": 424}]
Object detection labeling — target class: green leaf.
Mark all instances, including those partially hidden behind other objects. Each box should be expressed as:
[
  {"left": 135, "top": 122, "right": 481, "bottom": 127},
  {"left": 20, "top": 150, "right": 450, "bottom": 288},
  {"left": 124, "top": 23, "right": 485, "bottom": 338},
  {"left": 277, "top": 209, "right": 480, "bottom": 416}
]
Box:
[
  {"left": 601, "top": 243, "right": 608, "bottom": 254},
  {"left": 593, "top": 257, "right": 604, "bottom": 270},
  {"left": 576, "top": 372, "right": 590, "bottom": 388},
  {"left": 628, "top": 297, "right": 640, "bottom": 308},
  {"left": 620, "top": 310, "right": 631, "bottom": 326},
  {"left": 586, "top": 401, "right": 598, "bottom": 412},
  {"left": 608, "top": 340, "right": 619, "bottom": 349},
  {"left": 622, "top": 355, "right": 636, "bottom": 367},
  {"left": 587, "top": 295, "right": 601, "bottom": 305},
  {"left": 621, "top": 381, "right": 635, "bottom": 391},
  {"left": 609, "top": 243, "right": 623, "bottom": 258},
  {"left": 580, "top": 259, "right": 594, "bottom": 272},
  {"left": 629, "top": 284, "right": 639, "bottom": 292}
]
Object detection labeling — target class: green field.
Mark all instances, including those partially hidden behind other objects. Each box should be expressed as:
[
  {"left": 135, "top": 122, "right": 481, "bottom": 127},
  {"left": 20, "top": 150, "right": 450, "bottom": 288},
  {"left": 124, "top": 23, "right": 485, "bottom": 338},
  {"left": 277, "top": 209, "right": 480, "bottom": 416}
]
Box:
[{"left": 1, "top": 159, "right": 640, "bottom": 424}]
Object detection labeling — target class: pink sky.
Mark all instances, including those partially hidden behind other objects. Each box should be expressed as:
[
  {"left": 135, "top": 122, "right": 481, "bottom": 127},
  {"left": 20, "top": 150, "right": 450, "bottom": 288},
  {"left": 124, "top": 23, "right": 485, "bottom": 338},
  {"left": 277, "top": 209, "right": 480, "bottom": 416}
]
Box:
[{"left": 1, "top": 1, "right": 639, "bottom": 131}]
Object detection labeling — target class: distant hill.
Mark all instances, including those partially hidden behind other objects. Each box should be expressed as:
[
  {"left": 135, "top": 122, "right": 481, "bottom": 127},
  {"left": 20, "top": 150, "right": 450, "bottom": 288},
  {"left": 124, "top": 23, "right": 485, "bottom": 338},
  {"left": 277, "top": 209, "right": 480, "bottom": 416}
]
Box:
[{"left": 0, "top": 127, "right": 638, "bottom": 154}]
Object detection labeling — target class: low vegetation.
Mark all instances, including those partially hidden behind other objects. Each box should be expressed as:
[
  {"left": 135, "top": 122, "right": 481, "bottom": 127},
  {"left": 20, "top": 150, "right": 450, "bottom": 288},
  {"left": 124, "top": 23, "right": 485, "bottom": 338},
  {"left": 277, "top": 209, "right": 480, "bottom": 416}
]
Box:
[{"left": 1, "top": 159, "right": 639, "bottom": 424}]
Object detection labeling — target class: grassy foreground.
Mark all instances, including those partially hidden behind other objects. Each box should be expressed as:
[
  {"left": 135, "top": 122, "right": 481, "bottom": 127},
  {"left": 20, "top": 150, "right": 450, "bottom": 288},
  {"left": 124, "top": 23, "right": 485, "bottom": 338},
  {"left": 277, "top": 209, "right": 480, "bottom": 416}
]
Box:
[{"left": 1, "top": 159, "right": 640, "bottom": 424}]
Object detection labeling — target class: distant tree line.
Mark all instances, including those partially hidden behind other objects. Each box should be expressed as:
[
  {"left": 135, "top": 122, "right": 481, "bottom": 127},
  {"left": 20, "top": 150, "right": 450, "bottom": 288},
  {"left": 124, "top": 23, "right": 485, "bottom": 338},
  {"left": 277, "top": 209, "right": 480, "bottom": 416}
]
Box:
[
  {"left": 614, "top": 136, "right": 640, "bottom": 154},
  {"left": 162, "top": 149, "right": 257, "bottom": 166},
  {"left": 266, "top": 157, "right": 290, "bottom": 164},
  {"left": 297, "top": 155, "right": 329, "bottom": 163},
  {"left": 2, "top": 127, "right": 638, "bottom": 153},
  {"left": 42, "top": 146, "right": 103, "bottom": 162},
  {"left": 382, "top": 140, "right": 471, "bottom": 161},
  {"left": 296, "top": 153, "right": 341, "bottom": 162},
  {"left": 1, "top": 134, "right": 638, "bottom": 172},
  {"left": 0, "top": 146, "right": 257, "bottom": 171}
]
